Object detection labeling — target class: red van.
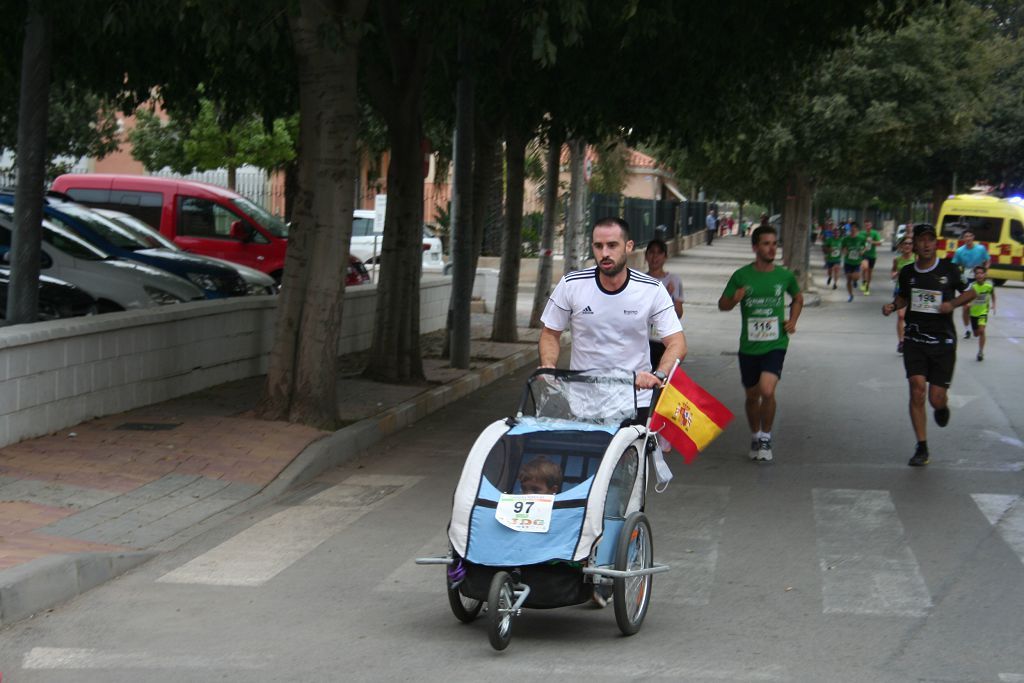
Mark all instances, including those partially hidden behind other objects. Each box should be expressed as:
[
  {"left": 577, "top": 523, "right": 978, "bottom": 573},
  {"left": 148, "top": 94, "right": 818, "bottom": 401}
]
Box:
[{"left": 52, "top": 174, "right": 295, "bottom": 283}]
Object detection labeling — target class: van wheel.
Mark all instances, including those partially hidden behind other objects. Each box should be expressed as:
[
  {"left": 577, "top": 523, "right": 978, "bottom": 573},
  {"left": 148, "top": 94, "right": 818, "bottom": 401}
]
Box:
[{"left": 993, "top": 278, "right": 1006, "bottom": 286}]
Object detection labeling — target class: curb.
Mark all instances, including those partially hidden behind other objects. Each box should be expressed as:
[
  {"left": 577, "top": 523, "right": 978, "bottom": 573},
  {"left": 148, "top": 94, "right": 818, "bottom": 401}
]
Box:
[
  {"left": 0, "top": 342, "right": 542, "bottom": 627},
  {"left": 0, "top": 551, "right": 155, "bottom": 628}
]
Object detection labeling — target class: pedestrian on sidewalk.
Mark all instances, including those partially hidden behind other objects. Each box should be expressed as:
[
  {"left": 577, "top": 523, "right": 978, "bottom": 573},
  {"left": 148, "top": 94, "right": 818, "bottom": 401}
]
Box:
[
  {"left": 539, "top": 216, "right": 687, "bottom": 423},
  {"left": 706, "top": 208, "right": 717, "bottom": 246},
  {"left": 718, "top": 224, "right": 803, "bottom": 463},
  {"left": 645, "top": 238, "right": 684, "bottom": 369},
  {"left": 882, "top": 223, "right": 976, "bottom": 467},
  {"left": 950, "top": 229, "right": 990, "bottom": 339},
  {"left": 968, "top": 265, "right": 995, "bottom": 361}
]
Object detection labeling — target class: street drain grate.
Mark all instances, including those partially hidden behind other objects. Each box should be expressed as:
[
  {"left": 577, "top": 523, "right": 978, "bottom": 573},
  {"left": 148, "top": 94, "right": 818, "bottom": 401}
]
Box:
[{"left": 116, "top": 422, "right": 183, "bottom": 431}]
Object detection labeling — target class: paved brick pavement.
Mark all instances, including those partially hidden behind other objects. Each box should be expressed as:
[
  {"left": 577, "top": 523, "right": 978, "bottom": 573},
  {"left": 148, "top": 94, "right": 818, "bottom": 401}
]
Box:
[{"left": 0, "top": 325, "right": 539, "bottom": 585}]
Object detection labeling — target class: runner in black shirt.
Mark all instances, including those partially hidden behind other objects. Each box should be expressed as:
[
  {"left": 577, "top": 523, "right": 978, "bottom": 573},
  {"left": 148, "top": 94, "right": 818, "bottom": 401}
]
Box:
[{"left": 883, "top": 223, "right": 975, "bottom": 466}]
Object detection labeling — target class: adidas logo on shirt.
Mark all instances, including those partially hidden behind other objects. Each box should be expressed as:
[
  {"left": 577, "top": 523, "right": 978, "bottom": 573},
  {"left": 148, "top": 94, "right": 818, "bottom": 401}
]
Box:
[{"left": 581, "top": 306, "right": 594, "bottom": 314}]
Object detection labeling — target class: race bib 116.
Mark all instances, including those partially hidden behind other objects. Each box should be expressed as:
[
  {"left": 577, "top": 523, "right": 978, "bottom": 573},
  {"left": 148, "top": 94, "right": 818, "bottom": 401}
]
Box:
[{"left": 747, "top": 316, "right": 779, "bottom": 341}]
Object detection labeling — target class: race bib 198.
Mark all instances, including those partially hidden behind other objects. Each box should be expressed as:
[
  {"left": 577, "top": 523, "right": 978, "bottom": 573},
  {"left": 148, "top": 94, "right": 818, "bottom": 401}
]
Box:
[
  {"left": 495, "top": 494, "right": 555, "bottom": 533},
  {"left": 747, "top": 316, "right": 779, "bottom": 341},
  {"left": 910, "top": 288, "right": 942, "bottom": 314}
]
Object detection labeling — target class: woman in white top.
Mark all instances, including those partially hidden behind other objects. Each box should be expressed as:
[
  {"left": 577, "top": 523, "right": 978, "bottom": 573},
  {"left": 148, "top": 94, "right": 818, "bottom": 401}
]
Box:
[{"left": 645, "top": 239, "right": 684, "bottom": 368}]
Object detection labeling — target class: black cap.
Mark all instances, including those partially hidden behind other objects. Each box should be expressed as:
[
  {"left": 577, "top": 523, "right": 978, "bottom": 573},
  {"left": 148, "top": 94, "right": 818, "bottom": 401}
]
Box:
[{"left": 913, "top": 223, "right": 937, "bottom": 238}]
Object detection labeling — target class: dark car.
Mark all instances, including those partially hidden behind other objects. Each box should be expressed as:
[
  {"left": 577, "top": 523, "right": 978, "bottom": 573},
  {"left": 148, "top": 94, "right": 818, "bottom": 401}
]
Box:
[
  {"left": 0, "top": 193, "right": 247, "bottom": 299},
  {"left": 0, "top": 267, "right": 97, "bottom": 321}
]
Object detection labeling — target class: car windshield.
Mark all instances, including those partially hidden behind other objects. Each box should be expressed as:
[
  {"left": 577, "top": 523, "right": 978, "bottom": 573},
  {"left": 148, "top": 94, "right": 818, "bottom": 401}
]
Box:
[
  {"left": 231, "top": 197, "right": 288, "bottom": 238},
  {"left": 51, "top": 204, "right": 151, "bottom": 251},
  {"left": 98, "top": 211, "right": 179, "bottom": 250}
]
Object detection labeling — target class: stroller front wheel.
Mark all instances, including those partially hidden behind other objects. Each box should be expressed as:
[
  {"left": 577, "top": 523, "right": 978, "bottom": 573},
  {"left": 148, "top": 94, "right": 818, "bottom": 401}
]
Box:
[
  {"left": 613, "top": 511, "right": 654, "bottom": 635},
  {"left": 487, "top": 571, "right": 515, "bottom": 650}
]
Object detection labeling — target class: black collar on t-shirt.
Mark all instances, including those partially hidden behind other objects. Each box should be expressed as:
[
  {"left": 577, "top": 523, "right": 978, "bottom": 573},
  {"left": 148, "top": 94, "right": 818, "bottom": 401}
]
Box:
[{"left": 595, "top": 267, "right": 630, "bottom": 295}]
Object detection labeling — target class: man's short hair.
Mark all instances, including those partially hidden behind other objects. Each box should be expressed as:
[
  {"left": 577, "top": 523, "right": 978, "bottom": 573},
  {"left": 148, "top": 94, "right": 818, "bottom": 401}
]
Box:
[
  {"left": 751, "top": 225, "right": 776, "bottom": 245},
  {"left": 646, "top": 238, "right": 668, "bottom": 255},
  {"left": 593, "top": 216, "right": 631, "bottom": 242}
]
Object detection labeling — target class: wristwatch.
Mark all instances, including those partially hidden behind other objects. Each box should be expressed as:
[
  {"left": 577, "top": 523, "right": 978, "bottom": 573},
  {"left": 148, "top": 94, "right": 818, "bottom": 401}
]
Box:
[{"left": 652, "top": 370, "right": 667, "bottom": 382}]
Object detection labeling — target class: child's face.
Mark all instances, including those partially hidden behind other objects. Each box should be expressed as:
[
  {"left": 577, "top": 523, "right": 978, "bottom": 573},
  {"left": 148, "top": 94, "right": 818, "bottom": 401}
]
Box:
[
  {"left": 520, "top": 476, "right": 557, "bottom": 495},
  {"left": 975, "top": 269, "right": 987, "bottom": 283}
]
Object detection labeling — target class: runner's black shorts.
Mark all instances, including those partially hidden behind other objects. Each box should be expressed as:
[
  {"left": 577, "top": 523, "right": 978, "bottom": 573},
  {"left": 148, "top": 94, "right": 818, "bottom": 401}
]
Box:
[
  {"left": 970, "top": 315, "right": 988, "bottom": 333},
  {"left": 738, "top": 349, "right": 787, "bottom": 388},
  {"left": 866, "top": 257, "right": 876, "bottom": 268},
  {"left": 902, "top": 340, "right": 956, "bottom": 388}
]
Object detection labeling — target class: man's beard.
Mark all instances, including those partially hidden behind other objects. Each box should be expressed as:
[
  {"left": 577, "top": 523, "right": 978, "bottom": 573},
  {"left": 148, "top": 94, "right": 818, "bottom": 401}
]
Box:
[{"left": 599, "top": 257, "right": 627, "bottom": 276}]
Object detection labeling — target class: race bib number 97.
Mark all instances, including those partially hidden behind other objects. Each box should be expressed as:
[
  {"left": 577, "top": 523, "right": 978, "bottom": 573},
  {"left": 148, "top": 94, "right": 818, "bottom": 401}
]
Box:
[
  {"left": 747, "top": 316, "right": 779, "bottom": 341},
  {"left": 495, "top": 494, "right": 555, "bottom": 533},
  {"left": 910, "top": 288, "right": 943, "bottom": 314}
]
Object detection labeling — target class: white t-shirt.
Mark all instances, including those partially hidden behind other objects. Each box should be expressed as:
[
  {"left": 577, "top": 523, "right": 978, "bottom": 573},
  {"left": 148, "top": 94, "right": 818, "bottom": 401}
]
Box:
[
  {"left": 541, "top": 267, "right": 683, "bottom": 407},
  {"left": 649, "top": 271, "right": 683, "bottom": 339}
]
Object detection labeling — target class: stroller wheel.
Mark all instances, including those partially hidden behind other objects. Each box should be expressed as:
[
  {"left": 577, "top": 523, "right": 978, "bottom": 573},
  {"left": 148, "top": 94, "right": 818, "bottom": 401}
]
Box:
[
  {"left": 487, "top": 571, "right": 515, "bottom": 650},
  {"left": 447, "top": 580, "right": 482, "bottom": 623},
  {"left": 613, "top": 511, "right": 653, "bottom": 635}
]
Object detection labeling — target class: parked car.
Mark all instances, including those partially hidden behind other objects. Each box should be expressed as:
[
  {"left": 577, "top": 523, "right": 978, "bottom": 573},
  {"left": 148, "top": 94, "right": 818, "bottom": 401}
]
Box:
[
  {"left": 0, "top": 205, "right": 205, "bottom": 312},
  {"left": 350, "top": 209, "right": 446, "bottom": 274},
  {"left": 93, "top": 208, "right": 278, "bottom": 295},
  {"left": 0, "top": 193, "right": 248, "bottom": 299},
  {"left": 0, "top": 268, "right": 98, "bottom": 321}
]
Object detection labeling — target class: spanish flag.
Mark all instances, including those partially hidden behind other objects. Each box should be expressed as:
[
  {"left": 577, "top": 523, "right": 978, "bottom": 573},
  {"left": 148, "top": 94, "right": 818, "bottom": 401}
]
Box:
[{"left": 649, "top": 366, "right": 734, "bottom": 463}]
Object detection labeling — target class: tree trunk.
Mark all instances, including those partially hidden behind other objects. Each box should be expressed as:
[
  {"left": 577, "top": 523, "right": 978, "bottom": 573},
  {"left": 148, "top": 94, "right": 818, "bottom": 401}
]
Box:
[
  {"left": 930, "top": 182, "right": 949, "bottom": 224},
  {"left": 564, "top": 138, "right": 586, "bottom": 274},
  {"left": 530, "top": 129, "right": 562, "bottom": 328},
  {"left": 492, "top": 128, "right": 526, "bottom": 342},
  {"left": 470, "top": 127, "right": 501, "bottom": 274},
  {"left": 284, "top": 160, "right": 298, "bottom": 222},
  {"left": 365, "top": 108, "right": 425, "bottom": 382},
  {"left": 227, "top": 164, "right": 237, "bottom": 191},
  {"left": 790, "top": 171, "right": 815, "bottom": 291},
  {"left": 7, "top": 0, "right": 51, "bottom": 325},
  {"left": 446, "top": 24, "right": 475, "bottom": 369},
  {"left": 257, "top": 0, "right": 367, "bottom": 428}
]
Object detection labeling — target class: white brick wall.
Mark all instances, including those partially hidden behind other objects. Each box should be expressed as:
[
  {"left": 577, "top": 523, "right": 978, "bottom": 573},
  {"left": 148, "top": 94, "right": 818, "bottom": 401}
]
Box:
[{"left": 0, "top": 279, "right": 451, "bottom": 447}]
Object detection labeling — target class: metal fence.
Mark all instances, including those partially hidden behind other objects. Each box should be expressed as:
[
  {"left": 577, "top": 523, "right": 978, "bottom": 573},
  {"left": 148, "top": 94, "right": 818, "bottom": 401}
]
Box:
[{"left": 588, "top": 193, "right": 708, "bottom": 245}]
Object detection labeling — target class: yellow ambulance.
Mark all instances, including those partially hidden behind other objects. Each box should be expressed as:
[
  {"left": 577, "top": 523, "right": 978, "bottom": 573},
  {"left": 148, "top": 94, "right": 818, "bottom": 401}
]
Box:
[{"left": 935, "top": 194, "right": 1024, "bottom": 285}]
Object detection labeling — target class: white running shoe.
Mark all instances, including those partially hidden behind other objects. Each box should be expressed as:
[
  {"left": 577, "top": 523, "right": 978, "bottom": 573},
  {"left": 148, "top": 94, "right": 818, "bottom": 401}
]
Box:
[
  {"left": 754, "top": 437, "right": 773, "bottom": 462},
  {"left": 749, "top": 439, "right": 760, "bottom": 460}
]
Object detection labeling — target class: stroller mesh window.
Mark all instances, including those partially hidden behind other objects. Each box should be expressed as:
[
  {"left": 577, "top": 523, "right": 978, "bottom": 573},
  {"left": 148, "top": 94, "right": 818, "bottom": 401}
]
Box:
[{"left": 482, "top": 430, "right": 615, "bottom": 495}]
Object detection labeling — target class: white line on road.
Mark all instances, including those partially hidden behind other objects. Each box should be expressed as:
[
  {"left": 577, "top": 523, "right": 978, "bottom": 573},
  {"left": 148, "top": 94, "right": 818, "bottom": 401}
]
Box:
[
  {"left": 972, "top": 494, "right": 1024, "bottom": 567},
  {"left": 514, "top": 660, "right": 789, "bottom": 681},
  {"left": 157, "top": 474, "right": 422, "bottom": 587},
  {"left": 813, "top": 488, "right": 932, "bottom": 617},
  {"left": 999, "top": 675, "right": 1024, "bottom": 682},
  {"left": 22, "top": 647, "right": 266, "bottom": 670}
]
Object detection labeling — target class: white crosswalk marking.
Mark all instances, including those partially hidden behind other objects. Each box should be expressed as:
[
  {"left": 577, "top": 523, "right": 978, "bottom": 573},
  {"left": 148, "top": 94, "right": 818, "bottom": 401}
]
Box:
[
  {"left": 22, "top": 647, "right": 266, "bottom": 670},
  {"left": 377, "top": 529, "right": 450, "bottom": 593},
  {"left": 655, "top": 485, "right": 729, "bottom": 606},
  {"left": 999, "top": 675, "right": 1024, "bottom": 682},
  {"left": 972, "top": 494, "right": 1024, "bottom": 566},
  {"left": 813, "top": 488, "right": 932, "bottom": 617},
  {"left": 157, "top": 474, "right": 421, "bottom": 586}
]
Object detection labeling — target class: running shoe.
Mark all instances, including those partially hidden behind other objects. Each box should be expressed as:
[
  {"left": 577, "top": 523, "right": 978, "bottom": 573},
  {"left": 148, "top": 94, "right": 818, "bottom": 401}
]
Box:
[
  {"left": 755, "top": 437, "right": 773, "bottom": 462},
  {"left": 591, "top": 585, "right": 612, "bottom": 608},
  {"left": 827, "top": 276, "right": 832, "bottom": 285},
  {"left": 864, "top": 287, "right": 870, "bottom": 295},
  {"left": 832, "top": 283, "right": 838, "bottom": 290},
  {"left": 897, "top": 341, "right": 904, "bottom": 354},
  {"left": 847, "top": 294, "right": 854, "bottom": 303},
  {"left": 749, "top": 439, "right": 760, "bottom": 460},
  {"left": 964, "top": 330, "right": 971, "bottom": 339},
  {"left": 977, "top": 352, "right": 984, "bottom": 362},
  {"left": 934, "top": 406, "right": 950, "bottom": 427},
  {"left": 908, "top": 445, "right": 930, "bottom": 467}
]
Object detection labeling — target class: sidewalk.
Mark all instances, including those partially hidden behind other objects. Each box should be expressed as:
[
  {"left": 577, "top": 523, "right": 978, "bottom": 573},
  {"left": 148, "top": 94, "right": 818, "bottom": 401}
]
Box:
[{"left": 0, "top": 321, "right": 545, "bottom": 626}]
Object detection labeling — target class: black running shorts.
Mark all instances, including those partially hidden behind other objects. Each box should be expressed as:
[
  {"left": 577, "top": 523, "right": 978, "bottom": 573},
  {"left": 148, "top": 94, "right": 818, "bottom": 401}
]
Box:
[
  {"left": 902, "top": 340, "right": 956, "bottom": 388},
  {"left": 738, "top": 349, "right": 787, "bottom": 388}
]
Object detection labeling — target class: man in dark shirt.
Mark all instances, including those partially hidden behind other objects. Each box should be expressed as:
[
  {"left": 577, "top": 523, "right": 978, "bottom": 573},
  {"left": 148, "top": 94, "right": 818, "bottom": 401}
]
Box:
[{"left": 883, "top": 223, "right": 976, "bottom": 466}]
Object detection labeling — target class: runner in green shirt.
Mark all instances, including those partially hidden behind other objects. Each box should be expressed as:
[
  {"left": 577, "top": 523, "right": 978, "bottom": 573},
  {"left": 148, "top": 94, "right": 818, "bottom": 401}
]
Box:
[
  {"left": 841, "top": 222, "right": 867, "bottom": 302},
  {"left": 823, "top": 228, "right": 843, "bottom": 290},
  {"left": 968, "top": 265, "right": 995, "bottom": 361},
  {"left": 719, "top": 224, "right": 803, "bottom": 463},
  {"left": 890, "top": 235, "right": 916, "bottom": 353},
  {"left": 860, "top": 220, "right": 882, "bottom": 295}
]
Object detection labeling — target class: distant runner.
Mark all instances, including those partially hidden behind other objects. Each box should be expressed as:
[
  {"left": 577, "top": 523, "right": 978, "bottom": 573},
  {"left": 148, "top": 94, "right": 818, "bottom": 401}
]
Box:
[
  {"left": 890, "top": 236, "right": 916, "bottom": 353},
  {"left": 860, "top": 220, "right": 882, "bottom": 295},
  {"left": 968, "top": 266, "right": 995, "bottom": 361},
  {"left": 841, "top": 221, "right": 866, "bottom": 302},
  {"left": 950, "top": 229, "right": 990, "bottom": 338}
]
